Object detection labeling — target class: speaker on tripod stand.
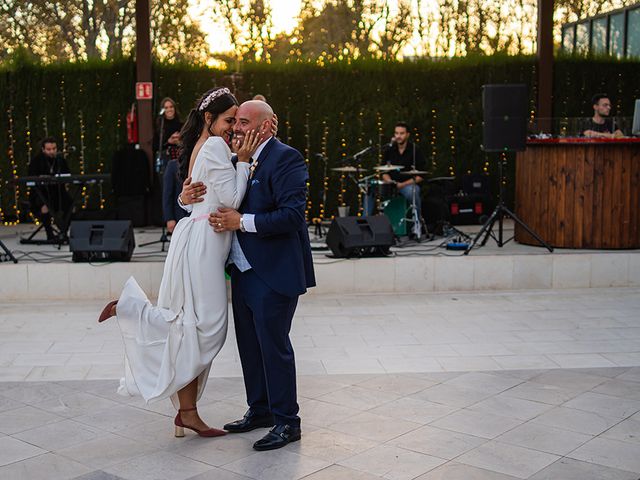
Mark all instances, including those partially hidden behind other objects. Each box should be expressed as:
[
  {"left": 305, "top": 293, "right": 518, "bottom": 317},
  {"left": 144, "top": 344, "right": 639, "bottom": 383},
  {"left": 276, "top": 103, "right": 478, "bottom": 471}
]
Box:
[{"left": 465, "top": 84, "right": 552, "bottom": 254}]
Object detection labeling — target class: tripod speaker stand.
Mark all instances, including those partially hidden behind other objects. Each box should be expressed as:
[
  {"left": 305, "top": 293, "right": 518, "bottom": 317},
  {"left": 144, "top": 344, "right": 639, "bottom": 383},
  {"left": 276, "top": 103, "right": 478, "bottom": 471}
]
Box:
[
  {"left": 464, "top": 155, "right": 552, "bottom": 254},
  {"left": 0, "top": 239, "right": 17, "bottom": 263},
  {"left": 465, "top": 84, "right": 553, "bottom": 255}
]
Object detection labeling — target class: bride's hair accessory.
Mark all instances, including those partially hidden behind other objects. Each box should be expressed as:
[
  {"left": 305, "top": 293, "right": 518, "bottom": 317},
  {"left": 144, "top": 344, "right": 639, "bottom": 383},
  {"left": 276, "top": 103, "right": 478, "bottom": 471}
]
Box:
[{"left": 198, "top": 87, "right": 231, "bottom": 111}]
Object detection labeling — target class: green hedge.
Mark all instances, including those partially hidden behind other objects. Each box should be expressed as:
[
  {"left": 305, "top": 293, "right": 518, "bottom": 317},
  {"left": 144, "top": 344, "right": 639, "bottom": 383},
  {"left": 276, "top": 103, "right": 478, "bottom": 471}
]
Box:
[{"left": 1, "top": 56, "right": 639, "bottom": 222}]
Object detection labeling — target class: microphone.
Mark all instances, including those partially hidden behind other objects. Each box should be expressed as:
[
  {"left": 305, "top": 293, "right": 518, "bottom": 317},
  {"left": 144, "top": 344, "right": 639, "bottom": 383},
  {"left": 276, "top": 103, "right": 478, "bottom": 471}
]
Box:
[
  {"left": 384, "top": 138, "right": 395, "bottom": 149},
  {"left": 158, "top": 107, "right": 165, "bottom": 116}
]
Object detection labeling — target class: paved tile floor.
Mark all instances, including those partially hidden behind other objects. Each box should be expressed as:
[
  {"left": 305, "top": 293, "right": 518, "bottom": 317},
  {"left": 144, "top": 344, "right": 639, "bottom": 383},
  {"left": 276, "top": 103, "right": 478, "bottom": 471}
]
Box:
[{"left": 1, "top": 288, "right": 640, "bottom": 478}]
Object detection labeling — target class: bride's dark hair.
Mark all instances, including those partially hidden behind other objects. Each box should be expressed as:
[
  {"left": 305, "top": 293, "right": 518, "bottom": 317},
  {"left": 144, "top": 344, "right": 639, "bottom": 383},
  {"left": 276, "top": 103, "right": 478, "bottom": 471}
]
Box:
[{"left": 178, "top": 87, "right": 238, "bottom": 181}]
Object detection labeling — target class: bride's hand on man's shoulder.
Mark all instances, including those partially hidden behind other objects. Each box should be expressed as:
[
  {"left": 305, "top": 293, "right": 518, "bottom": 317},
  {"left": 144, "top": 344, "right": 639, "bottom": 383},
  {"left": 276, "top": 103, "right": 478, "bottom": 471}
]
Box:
[{"left": 234, "top": 129, "right": 262, "bottom": 163}]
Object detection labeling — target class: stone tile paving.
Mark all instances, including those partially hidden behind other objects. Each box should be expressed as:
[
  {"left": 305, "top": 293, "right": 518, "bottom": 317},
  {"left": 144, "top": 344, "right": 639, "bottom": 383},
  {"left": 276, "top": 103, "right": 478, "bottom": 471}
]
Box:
[{"left": 0, "top": 369, "right": 639, "bottom": 479}]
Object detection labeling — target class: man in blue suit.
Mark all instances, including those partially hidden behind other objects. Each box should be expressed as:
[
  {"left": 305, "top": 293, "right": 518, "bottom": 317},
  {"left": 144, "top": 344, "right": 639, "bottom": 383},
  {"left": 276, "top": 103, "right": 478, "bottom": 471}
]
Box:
[{"left": 209, "top": 100, "right": 315, "bottom": 451}]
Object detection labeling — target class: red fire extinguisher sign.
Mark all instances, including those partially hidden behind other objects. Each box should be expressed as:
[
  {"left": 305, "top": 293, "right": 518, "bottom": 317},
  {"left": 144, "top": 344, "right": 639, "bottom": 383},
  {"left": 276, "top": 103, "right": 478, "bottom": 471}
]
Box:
[{"left": 135, "top": 82, "right": 153, "bottom": 100}]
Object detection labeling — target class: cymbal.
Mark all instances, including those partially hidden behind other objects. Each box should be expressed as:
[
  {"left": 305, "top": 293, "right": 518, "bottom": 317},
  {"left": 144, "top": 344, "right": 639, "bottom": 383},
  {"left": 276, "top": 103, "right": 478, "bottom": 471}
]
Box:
[
  {"left": 399, "top": 169, "right": 429, "bottom": 175},
  {"left": 331, "top": 166, "right": 367, "bottom": 173},
  {"left": 374, "top": 164, "right": 404, "bottom": 172}
]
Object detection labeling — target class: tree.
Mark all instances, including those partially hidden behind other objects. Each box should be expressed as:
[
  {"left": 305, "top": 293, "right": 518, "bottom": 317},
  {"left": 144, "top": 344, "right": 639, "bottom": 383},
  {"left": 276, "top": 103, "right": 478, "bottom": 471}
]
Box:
[
  {"left": 213, "top": 0, "right": 275, "bottom": 62},
  {"left": 0, "top": 0, "right": 208, "bottom": 63},
  {"left": 291, "top": 0, "right": 414, "bottom": 61}
]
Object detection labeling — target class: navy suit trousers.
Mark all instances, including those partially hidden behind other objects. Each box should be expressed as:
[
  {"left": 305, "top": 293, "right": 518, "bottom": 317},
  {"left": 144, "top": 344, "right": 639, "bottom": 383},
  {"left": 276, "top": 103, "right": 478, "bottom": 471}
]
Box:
[{"left": 230, "top": 265, "right": 300, "bottom": 427}]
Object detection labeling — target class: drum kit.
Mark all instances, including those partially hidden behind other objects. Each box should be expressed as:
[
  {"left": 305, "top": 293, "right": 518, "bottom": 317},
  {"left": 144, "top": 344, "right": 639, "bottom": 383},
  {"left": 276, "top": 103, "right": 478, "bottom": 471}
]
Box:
[{"left": 330, "top": 162, "right": 429, "bottom": 238}]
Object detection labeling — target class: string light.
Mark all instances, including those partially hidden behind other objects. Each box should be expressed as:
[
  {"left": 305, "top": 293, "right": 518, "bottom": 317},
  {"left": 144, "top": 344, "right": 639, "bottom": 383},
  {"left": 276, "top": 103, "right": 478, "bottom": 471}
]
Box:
[
  {"left": 42, "top": 85, "right": 48, "bottom": 136},
  {"left": 116, "top": 112, "right": 122, "bottom": 147},
  {"left": 448, "top": 123, "right": 456, "bottom": 177},
  {"left": 304, "top": 93, "right": 311, "bottom": 221},
  {"left": 319, "top": 119, "right": 329, "bottom": 220},
  {"left": 7, "top": 104, "right": 20, "bottom": 225},
  {"left": 285, "top": 98, "right": 292, "bottom": 143},
  {"left": 356, "top": 108, "right": 364, "bottom": 216},
  {"left": 430, "top": 108, "right": 437, "bottom": 171},
  {"left": 79, "top": 110, "right": 87, "bottom": 208},
  {"left": 96, "top": 111, "right": 105, "bottom": 210},
  {"left": 338, "top": 114, "right": 346, "bottom": 210},
  {"left": 375, "top": 111, "right": 384, "bottom": 211},
  {"left": 25, "top": 99, "right": 32, "bottom": 161},
  {"left": 25, "top": 99, "right": 35, "bottom": 224},
  {"left": 530, "top": 62, "right": 537, "bottom": 124},
  {"left": 60, "top": 76, "right": 67, "bottom": 155}
]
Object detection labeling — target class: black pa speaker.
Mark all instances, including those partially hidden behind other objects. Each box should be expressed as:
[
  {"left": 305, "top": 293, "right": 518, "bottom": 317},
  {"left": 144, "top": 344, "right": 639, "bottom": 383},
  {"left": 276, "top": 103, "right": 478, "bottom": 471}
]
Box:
[
  {"left": 69, "top": 220, "right": 135, "bottom": 262},
  {"left": 482, "top": 84, "right": 527, "bottom": 152},
  {"left": 326, "top": 216, "right": 394, "bottom": 258}
]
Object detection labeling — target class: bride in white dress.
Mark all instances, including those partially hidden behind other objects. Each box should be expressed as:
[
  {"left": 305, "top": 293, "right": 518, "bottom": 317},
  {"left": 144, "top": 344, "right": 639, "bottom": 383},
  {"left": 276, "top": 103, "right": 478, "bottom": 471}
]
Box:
[{"left": 98, "top": 87, "right": 262, "bottom": 437}]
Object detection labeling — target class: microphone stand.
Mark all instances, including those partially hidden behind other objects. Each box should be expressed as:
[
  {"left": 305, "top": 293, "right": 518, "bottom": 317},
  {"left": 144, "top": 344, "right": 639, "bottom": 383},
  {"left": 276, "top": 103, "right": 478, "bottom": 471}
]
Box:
[
  {"left": 139, "top": 225, "right": 170, "bottom": 252},
  {"left": 348, "top": 146, "right": 375, "bottom": 215}
]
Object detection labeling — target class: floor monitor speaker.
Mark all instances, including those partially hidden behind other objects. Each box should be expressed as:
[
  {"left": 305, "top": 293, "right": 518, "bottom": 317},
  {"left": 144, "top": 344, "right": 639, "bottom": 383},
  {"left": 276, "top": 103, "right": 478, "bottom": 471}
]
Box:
[
  {"left": 326, "top": 216, "right": 394, "bottom": 258},
  {"left": 70, "top": 220, "right": 135, "bottom": 262}
]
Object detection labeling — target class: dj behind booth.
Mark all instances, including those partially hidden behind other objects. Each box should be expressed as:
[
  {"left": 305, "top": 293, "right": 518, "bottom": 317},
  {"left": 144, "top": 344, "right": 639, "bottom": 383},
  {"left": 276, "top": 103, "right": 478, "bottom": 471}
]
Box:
[{"left": 517, "top": 93, "right": 640, "bottom": 249}]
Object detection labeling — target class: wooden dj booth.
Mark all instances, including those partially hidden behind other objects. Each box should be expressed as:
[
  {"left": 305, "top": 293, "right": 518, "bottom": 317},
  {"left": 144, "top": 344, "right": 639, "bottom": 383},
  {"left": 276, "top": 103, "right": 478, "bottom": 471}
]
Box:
[{"left": 515, "top": 138, "right": 640, "bottom": 249}]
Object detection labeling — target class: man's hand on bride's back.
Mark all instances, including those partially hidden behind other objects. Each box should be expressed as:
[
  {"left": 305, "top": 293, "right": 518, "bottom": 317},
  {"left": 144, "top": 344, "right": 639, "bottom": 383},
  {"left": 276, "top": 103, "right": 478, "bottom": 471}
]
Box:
[
  {"left": 179, "top": 176, "right": 206, "bottom": 205},
  {"left": 233, "top": 129, "right": 262, "bottom": 163}
]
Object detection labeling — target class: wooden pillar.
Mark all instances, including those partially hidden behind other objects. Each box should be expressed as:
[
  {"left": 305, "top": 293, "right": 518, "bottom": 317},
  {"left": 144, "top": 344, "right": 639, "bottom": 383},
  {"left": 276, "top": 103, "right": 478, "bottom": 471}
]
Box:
[
  {"left": 135, "top": 0, "right": 153, "bottom": 170},
  {"left": 537, "top": 0, "right": 554, "bottom": 132}
]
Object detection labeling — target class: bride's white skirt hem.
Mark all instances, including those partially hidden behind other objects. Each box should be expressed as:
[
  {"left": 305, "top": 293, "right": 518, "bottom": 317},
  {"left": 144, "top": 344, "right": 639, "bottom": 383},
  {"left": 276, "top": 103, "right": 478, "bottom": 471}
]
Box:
[{"left": 114, "top": 274, "right": 226, "bottom": 409}]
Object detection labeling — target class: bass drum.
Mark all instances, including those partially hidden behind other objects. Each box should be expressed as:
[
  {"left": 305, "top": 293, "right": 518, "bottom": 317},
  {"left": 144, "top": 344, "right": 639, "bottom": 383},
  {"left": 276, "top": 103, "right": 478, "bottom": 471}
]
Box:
[{"left": 382, "top": 196, "right": 408, "bottom": 236}]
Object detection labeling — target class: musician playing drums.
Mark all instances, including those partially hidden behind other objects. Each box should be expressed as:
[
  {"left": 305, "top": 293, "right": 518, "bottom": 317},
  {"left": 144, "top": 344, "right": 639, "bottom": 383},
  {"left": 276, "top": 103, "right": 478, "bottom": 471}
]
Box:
[
  {"left": 28, "top": 137, "right": 72, "bottom": 241},
  {"left": 382, "top": 122, "right": 427, "bottom": 208},
  {"left": 365, "top": 122, "right": 427, "bottom": 237}
]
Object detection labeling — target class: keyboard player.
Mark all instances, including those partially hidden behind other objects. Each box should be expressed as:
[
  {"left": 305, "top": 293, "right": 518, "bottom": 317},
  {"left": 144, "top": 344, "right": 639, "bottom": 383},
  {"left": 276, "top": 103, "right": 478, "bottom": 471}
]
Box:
[{"left": 28, "top": 137, "right": 73, "bottom": 241}]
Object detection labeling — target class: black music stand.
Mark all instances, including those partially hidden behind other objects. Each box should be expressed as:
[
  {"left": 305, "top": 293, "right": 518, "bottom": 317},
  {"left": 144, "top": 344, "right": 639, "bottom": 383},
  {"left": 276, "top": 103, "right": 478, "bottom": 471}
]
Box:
[{"left": 0, "top": 239, "right": 17, "bottom": 263}]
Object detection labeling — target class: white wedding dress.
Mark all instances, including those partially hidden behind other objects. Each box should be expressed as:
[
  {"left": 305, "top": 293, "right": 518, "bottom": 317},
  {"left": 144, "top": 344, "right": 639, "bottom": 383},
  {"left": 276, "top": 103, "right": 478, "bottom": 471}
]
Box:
[{"left": 114, "top": 136, "right": 249, "bottom": 407}]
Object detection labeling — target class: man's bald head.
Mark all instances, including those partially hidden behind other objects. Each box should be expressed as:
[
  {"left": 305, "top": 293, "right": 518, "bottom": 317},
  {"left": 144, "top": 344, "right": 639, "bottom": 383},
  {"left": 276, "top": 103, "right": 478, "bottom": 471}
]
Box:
[
  {"left": 234, "top": 100, "right": 274, "bottom": 144},
  {"left": 240, "top": 100, "right": 273, "bottom": 122}
]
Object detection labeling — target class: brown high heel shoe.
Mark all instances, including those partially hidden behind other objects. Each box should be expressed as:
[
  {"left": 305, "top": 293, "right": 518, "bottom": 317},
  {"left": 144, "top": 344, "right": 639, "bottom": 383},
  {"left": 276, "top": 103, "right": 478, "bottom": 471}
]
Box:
[
  {"left": 98, "top": 300, "right": 118, "bottom": 323},
  {"left": 174, "top": 407, "right": 227, "bottom": 438}
]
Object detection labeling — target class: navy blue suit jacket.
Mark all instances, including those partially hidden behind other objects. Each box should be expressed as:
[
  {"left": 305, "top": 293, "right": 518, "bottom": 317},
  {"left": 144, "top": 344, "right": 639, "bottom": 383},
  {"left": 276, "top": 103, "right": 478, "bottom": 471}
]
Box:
[{"left": 237, "top": 137, "right": 315, "bottom": 298}]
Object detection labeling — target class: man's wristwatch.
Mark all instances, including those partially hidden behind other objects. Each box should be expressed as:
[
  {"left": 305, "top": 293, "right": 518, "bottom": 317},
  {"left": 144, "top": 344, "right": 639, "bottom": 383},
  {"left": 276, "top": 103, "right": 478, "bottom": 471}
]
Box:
[
  {"left": 177, "top": 193, "right": 186, "bottom": 208},
  {"left": 239, "top": 215, "right": 246, "bottom": 233}
]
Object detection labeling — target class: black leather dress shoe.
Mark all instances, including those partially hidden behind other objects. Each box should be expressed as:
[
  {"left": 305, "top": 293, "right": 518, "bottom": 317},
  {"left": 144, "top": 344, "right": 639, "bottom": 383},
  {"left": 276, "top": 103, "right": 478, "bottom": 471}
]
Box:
[
  {"left": 253, "top": 424, "right": 301, "bottom": 451},
  {"left": 223, "top": 410, "right": 275, "bottom": 433}
]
